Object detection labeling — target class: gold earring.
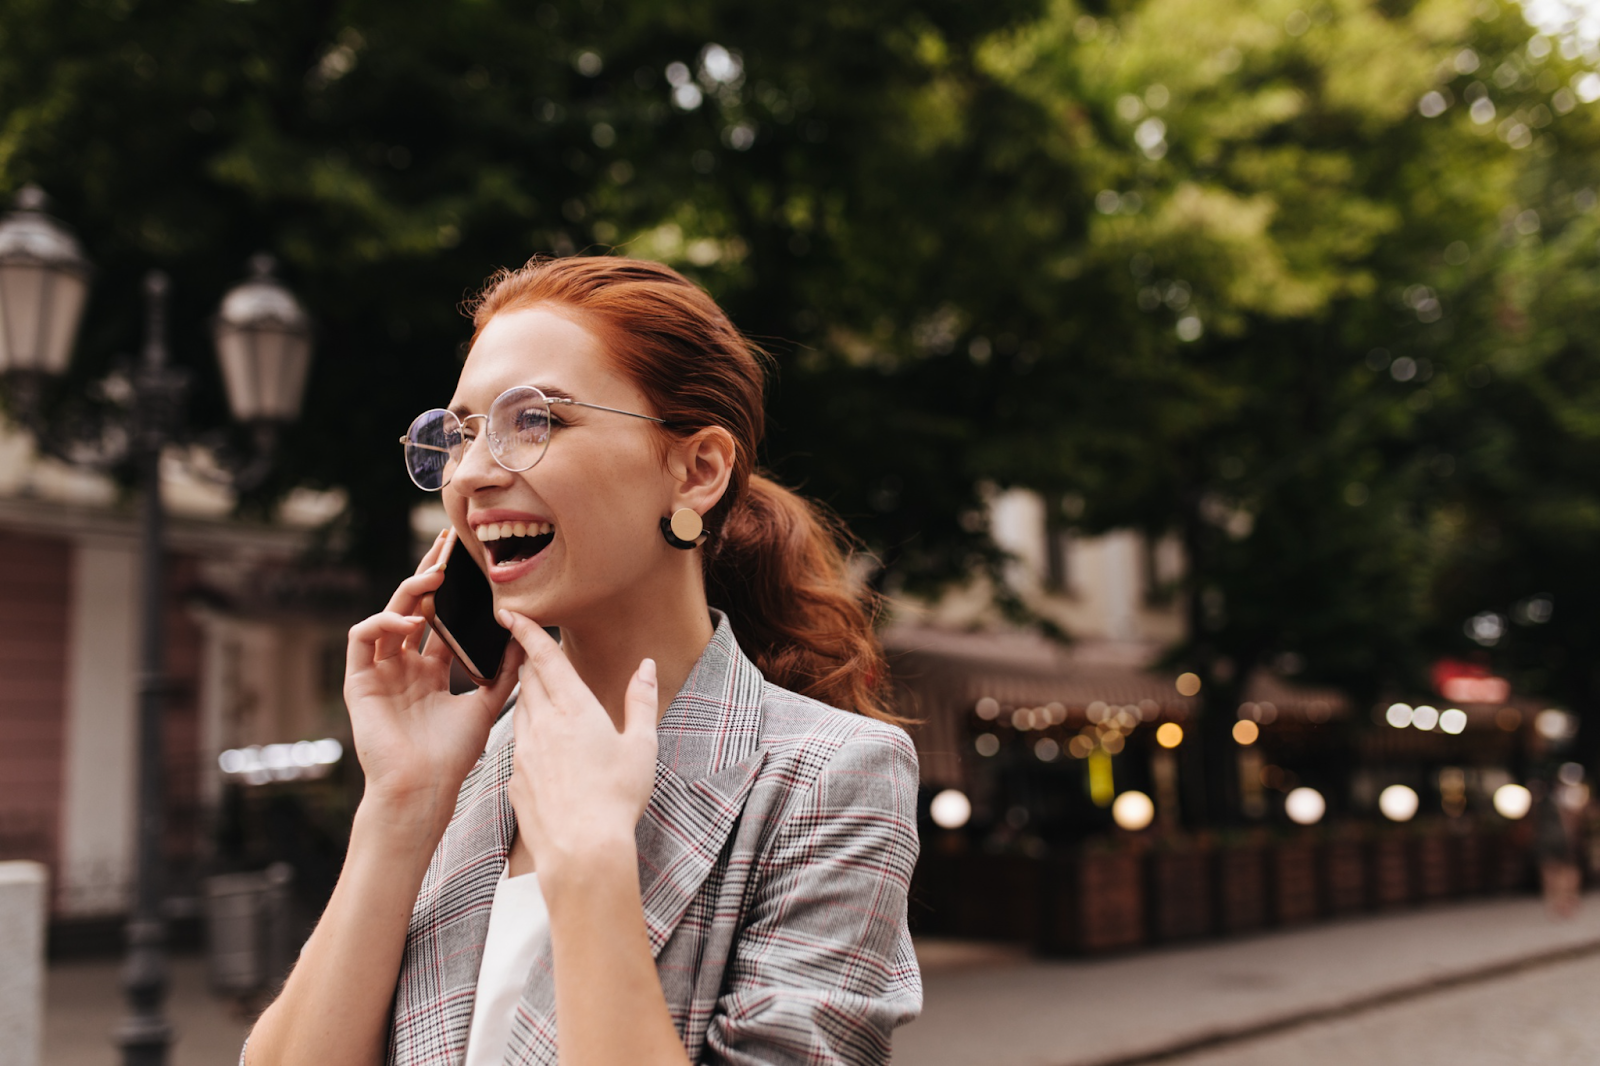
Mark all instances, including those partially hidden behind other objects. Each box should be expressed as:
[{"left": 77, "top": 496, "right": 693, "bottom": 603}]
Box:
[{"left": 670, "top": 507, "right": 703, "bottom": 542}]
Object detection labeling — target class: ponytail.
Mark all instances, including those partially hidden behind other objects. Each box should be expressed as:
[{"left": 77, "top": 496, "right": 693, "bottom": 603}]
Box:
[
  {"left": 706, "top": 475, "right": 897, "bottom": 723},
  {"left": 469, "top": 257, "right": 900, "bottom": 724}
]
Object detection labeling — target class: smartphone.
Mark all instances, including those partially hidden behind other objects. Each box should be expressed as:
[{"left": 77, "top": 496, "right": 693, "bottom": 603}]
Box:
[{"left": 418, "top": 531, "right": 511, "bottom": 686}]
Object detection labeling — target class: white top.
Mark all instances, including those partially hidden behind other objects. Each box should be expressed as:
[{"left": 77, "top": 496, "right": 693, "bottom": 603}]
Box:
[{"left": 463, "top": 865, "right": 550, "bottom": 1066}]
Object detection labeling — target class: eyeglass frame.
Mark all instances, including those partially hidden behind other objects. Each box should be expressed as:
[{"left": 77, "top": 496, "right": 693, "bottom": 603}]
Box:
[{"left": 398, "top": 384, "right": 668, "bottom": 491}]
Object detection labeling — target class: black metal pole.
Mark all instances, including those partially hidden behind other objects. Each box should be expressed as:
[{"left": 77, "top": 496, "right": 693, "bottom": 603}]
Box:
[{"left": 115, "top": 270, "right": 173, "bottom": 1066}]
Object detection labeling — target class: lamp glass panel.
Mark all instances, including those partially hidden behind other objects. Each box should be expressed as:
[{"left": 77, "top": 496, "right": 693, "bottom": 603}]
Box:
[
  {"left": 40, "top": 271, "right": 88, "bottom": 374},
  {"left": 216, "top": 328, "right": 261, "bottom": 420},
  {"left": 0, "top": 260, "right": 47, "bottom": 371},
  {"left": 277, "top": 334, "right": 311, "bottom": 420},
  {"left": 258, "top": 327, "right": 295, "bottom": 419}
]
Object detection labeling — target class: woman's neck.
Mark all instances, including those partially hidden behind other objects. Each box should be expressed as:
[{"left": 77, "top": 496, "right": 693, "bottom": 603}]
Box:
[{"left": 555, "top": 586, "right": 717, "bottom": 730}]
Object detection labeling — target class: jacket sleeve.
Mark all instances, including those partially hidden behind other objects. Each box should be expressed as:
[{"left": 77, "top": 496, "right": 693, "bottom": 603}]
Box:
[{"left": 702, "top": 725, "right": 924, "bottom": 1066}]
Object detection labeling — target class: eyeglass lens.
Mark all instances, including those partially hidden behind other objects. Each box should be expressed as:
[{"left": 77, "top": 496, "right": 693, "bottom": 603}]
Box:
[{"left": 403, "top": 386, "right": 554, "bottom": 491}]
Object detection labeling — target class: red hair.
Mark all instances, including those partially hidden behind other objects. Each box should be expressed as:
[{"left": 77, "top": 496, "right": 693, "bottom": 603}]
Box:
[{"left": 468, "top": 256, "right": 899, "bottom": 723}]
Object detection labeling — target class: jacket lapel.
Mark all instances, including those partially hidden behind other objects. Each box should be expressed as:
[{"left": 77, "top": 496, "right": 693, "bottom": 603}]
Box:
[{"left": 503, "top": 614, "right": 767, "bottom": 1063}]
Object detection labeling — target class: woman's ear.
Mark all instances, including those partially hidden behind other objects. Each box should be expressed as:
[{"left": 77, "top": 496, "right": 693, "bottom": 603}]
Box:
[{"left": 667, "top": 427, "right": 736, "bottom": 516}]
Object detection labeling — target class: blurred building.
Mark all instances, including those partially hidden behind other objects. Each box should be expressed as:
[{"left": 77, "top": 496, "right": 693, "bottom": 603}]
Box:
[
  {"left": 0, "top": 418, "right": 356, "bottom": 926},
  {"left": 888, "top": 487, "right": 1349, "bottom": 840}
]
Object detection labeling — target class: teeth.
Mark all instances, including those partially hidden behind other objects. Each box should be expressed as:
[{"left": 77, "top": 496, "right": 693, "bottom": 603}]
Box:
[{"left": 476, "top": 520, "right": 554, "bottom": 543}]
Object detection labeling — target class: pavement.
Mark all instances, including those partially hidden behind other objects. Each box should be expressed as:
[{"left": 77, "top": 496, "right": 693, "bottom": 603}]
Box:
[
  {"left": 897, "top": 892, "right": 1600, "bottom": 1066},
  {"left": 42, "top": 893, "right": 1600, "bottom": 1065},
  {"left": 45, "top": 955, "right": 250, "bottom": 1066}
]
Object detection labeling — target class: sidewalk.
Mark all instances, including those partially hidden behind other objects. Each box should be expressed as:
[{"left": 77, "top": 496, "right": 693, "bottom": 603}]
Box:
[
  {"left": 45, "top": 955, "right": 250, "bottom": 1066},
  {"left": 896, "top": 893, "right": 1600, "bottom": 1066},
  {"left": 44, "top": 894, "right": 1600, "bottom": 1066}
]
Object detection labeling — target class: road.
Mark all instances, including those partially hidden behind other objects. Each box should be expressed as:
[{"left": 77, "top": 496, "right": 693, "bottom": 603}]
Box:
[{"left": 1164, "top": 950, "right": 1600, "bottom": 1065}]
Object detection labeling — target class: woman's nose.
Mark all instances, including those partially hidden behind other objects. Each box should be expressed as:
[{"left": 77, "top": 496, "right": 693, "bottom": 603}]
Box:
[{"left": 451, "top": 428, "right": 515, "bottom": 493}]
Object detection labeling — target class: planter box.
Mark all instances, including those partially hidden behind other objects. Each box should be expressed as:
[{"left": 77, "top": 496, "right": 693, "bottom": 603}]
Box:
[
  {"left": 1370, "top": 836, "right": 1412, "bottom": 907},
  {"left": 1272, "top": 841, "right": 1320, "bottom": 925},
  {"left": 1414, "top": 832, "right": 1453, "bottom": 900},
  {"left": 1215, "top": 845, "right": 1267, "bottom": 934},
  {"left": 1046, "top": 849, "right": 1146, "bottom": 954},
  {"left": 1149, "top": 846, "right": 1213, "bottom": 942},
  {"left": 910, "top": 853, "right": 1043, "bottom": 941},
  {"left": 1455, "top": 832, "right": 1485, "bottom": 896},
  {"left": 1488, "top": 829, "right": 1533, "bottom": 893},
  {"left": 1323, "top": 840, "right": 1367, "bottom": 914}
]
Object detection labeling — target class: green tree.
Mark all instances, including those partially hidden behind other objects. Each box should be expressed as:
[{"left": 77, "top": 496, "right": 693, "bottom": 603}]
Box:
[
  {"left": 961, "top": 0, "right": 1600, "bottom": 819},
  {"left": 0, "top": 0, "right": 1039, "bottom": 587}
]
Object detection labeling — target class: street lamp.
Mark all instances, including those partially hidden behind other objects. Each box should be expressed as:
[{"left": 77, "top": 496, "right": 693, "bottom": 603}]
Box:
[
  {"left": 0, "top": 186, "right": 92, "bottom": 406},
  {"left": 0, "top": 186, "right": 313, "bottom": 1066},
  {"left": 215, "top": 252, "right": 312, "bottom": 419}
]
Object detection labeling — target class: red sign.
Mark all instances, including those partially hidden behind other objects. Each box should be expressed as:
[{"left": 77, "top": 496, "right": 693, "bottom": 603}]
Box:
[{"left": 1432, "top": 659, "right": 1510, "bottom": 705}]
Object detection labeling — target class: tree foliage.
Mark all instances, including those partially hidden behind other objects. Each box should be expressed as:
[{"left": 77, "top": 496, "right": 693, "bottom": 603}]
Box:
[{"left": 5, "top": 0, "right": 1600, "bottom": 781}]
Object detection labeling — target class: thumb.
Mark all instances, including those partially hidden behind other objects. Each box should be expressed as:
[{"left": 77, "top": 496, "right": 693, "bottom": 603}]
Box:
[
  {"left": 476, "top": 639, "right": 525, "bottom": 718},
  {"left": 624, "top": 657, "right": 660, "bottom": 738}
]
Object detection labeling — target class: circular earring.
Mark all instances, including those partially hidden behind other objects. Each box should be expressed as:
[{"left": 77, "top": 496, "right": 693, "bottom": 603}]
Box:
[{"left": 661, "top": 507, "right": 708, "bottom": 550}]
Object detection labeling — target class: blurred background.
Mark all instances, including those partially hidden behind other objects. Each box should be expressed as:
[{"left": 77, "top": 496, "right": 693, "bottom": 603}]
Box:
[{"left": 5, "top": 0, "right": 1600, "bottom": 1062}]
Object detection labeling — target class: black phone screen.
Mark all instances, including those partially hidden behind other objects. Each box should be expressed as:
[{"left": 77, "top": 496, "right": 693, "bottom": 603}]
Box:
[{"left": 430, "top": 541, "right": 511, "bottom": 683}]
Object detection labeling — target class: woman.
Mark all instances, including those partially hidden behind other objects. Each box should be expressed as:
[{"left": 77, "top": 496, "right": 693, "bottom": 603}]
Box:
[{"left": 245, "top": 257, "right": 922, "bottom": 1066}]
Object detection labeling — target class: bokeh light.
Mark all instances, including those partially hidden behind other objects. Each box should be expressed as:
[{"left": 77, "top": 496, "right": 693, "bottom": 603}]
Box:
[
  {"left": 218, "top": 738, "right": 343, "bottom": 785},
  {"left": 1411, "top": 705, "right": 1439, "bottom": 731},
  {"left": 1232, "top": 720, "right": 1259, "bottom": 745},
  {"left": 1175, "top": 672, "right": 1202, "bottom": 696},
  {"left": 1034, "top": 737, "right": 1061, "bottom": 762},
  {"left": 1156, "top": 722, "right": 1184, "bottom": 748},
  {"left": 1285, "top": 787, "right": 1326, "bottom": 826},
  {"left": 1492, "top": 783, "right": 1532, "bottom": 820},
  {"left": 975, "top": 697, "right": 1000, "bottom": 720},
  {"left": 929, "top": 788, "right": 972, "bottom": 829},
  {"left": 1439, "top": 708, "right": 1467, "bottom": 735},
  {"left": 1111, "top": 790, "right": 1155, "bottom": 831},
  {"left": 1386, "top": 703, "right": 1413, "bottom": 728},
  {"left": 1378, "top": 784, "right": 1419, "bottom": 822},
  {"left": 1535, "top": 708, "right": 1576, "bottom": 740},
  {"left": 974, "top": 733, "right": 1000, "bottom": 757}
]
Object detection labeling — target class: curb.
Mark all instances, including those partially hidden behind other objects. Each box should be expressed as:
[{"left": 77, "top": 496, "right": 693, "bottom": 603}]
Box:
[{"left": 1069, "top": 935, "right": 1600, "bottom": 1066}]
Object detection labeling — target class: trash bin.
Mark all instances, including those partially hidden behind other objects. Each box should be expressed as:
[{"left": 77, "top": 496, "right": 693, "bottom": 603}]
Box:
[{"left": 204, "top": 863, "right": 294, "bottom": 996}]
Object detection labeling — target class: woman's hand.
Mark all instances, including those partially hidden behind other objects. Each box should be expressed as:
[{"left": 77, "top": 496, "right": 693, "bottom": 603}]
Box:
[
  {"left": 344, "top": 529, "right": 523, "bottom": 832},
  {"left": 498, "top": 610, "right": 659, "bottom": 890}
]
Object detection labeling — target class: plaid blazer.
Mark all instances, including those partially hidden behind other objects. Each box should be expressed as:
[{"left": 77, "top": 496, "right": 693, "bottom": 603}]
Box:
[{"left": 387, "top": 613, "right": 923, "bottom": 1065}]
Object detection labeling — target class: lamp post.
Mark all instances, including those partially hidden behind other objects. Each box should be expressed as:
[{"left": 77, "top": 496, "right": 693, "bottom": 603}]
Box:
[{"left": 0, "top": 186, "right": 313, "bottom": 1066}]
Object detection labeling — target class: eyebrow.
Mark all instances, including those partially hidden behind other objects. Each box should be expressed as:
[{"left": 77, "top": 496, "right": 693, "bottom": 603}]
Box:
[{"left": 447, "top": 383, "right": 579, "bottom": 418}]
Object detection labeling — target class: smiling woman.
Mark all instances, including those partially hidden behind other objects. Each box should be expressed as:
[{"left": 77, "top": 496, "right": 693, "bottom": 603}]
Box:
[{"left": 243, "top": 257, "right": 921, "bottom": 1066}]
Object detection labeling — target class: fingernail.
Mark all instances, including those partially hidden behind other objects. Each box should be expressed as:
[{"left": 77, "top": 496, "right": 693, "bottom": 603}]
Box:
[
  {"left": 406, "top": 615, "right": 426, "bottom": 625},
  {"left": 497, "top": 609, "right": 512, "bottom": 626},
  {"left": 640, "top": 657, "right": 657, "bottom": 686}
]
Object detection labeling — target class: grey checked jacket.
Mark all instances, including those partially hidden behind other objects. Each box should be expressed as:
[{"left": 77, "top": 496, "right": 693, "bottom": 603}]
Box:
[{"left": 386, "top": 614, "right": 923, "bottom": 1065}]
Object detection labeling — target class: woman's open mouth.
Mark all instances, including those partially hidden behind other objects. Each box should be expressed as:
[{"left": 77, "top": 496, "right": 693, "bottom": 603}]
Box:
[{"left": 477, "top": 520, "right": 555, "bottom": 565}]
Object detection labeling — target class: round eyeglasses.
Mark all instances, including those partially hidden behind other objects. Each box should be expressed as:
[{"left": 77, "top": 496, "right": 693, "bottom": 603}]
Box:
[{"left": 399, "top": 385, "right": 665, "bottom": 491}]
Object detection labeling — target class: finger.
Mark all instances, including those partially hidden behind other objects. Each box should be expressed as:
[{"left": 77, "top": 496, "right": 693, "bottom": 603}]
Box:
[
  {"left": 498, "top": 609, "right": 581, "bottom": 705},
  {"left": 478, "top": 640, "right": 524, "bottom": 717},
  {"left": 383, "top": 566, "right": 446, "bottom": 618},
  {"left": 374, "top": 614, "right": 427, "bottom": 663},
  {"left": 623, "top": 657, "right": 660, "bottom": 738},
  {"left": 347, "top": 612, "right": 427, "bottom": 671},
  {"left": 415, "top": 527, "right": 452, "bottom": 575}
]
